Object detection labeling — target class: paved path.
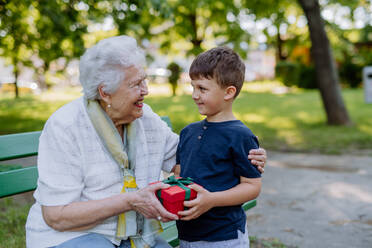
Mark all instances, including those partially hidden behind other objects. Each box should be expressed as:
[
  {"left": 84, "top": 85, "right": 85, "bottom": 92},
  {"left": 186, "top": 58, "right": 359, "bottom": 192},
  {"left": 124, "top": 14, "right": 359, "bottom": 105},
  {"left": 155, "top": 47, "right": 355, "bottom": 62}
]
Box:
[{"left": 246, "top": 151, "right": 372, "bottom": 248}]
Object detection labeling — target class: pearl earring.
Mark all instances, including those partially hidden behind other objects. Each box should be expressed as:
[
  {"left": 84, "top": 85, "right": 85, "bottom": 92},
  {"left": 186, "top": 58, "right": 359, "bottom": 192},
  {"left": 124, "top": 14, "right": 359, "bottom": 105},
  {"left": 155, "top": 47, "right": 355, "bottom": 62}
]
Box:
[{"left": 108, "top": 104, "right": 111, "bottom": 108}]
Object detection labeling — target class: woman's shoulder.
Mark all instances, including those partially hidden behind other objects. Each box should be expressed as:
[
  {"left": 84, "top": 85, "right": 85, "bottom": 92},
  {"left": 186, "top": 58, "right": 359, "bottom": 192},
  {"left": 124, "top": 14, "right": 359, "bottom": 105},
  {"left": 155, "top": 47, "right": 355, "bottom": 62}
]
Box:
[
  {"left": 47, "top": 97, "right": 84, "bottom": 127},
  {"left": 139, "top": 103, "right": 166, "bottom": 128}
]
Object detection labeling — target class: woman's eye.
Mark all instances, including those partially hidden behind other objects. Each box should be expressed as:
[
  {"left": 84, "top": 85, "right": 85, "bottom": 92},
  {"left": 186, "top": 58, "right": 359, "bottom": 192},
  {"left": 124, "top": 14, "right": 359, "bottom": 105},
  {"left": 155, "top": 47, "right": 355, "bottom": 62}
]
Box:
[{"left": 132, "top": 82, "right": 141, "bottom": 88}]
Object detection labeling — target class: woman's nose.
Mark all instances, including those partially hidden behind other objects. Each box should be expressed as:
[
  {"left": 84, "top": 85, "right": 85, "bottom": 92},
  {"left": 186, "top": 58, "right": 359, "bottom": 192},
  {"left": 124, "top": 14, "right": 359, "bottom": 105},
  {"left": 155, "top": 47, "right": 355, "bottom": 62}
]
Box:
[{"left": 141, "top": 80, "right": 149, "bottom": 96}]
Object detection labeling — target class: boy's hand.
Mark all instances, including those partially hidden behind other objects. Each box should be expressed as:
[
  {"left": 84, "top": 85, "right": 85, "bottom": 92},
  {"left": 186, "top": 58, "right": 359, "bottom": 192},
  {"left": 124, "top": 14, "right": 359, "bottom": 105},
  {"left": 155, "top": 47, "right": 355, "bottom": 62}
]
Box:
[
  {"left": 177, "top": 184, "right": 214, "bottom": 220},
  {"left": 248, "top": 147, "right": 266, "bottom": 173}
]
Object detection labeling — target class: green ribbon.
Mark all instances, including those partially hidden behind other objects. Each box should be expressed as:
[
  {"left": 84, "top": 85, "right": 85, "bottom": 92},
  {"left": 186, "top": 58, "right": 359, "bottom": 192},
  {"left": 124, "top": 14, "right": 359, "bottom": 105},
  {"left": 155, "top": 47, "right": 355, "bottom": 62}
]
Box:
[{"left": 156, "top": 176, "right": 194, "bottom": 203}]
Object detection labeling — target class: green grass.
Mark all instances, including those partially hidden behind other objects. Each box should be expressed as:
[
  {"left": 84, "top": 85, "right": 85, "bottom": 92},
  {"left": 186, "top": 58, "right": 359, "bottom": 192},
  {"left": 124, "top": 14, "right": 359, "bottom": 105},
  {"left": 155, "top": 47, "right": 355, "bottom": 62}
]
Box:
[
  {"left": 146, "top": 88, "right": 372, "bottom": 154},
  {"left": 0, "top": 88, "right": 81, "bottom": 134},
  {"left": 1, "top": 85, "right": 372, "bottom": 154},
  {"left": 0, "top": 198, "right": 31, "bottom": 248}
]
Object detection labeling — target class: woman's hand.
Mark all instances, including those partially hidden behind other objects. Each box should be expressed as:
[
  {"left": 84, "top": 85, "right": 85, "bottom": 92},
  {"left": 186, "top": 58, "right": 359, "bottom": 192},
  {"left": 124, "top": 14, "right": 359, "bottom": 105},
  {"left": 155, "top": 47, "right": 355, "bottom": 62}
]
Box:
[
  {"left": 177, "top": 184, "right": 214, "bottom": 221},
  {"left": 130, "top": 182, "right": 179, "bottom": 222},
  {"left": 249, "top": 147, "right": 267, "bottom": 173}
]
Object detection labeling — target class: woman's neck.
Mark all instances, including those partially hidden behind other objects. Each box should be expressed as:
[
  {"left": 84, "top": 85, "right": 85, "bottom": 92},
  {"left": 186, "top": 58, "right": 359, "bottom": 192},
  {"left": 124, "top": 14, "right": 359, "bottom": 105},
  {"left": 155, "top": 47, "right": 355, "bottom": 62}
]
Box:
[{"left": 116, "top": 125, "right": 124, "bottom": 140}]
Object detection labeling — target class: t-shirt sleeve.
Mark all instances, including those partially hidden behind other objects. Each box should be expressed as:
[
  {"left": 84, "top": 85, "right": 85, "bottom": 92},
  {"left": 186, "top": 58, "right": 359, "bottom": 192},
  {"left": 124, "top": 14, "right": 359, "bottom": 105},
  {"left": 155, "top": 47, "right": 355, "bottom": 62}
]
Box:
[
  {"left": 176, "top": 128, "right": 186, "bottom": 165},
  {"left": 35, "top": 119, "right": 84, "bottom": 206},
  {"left": 232, "top": 134, "right": 261, "bottom": 178}
]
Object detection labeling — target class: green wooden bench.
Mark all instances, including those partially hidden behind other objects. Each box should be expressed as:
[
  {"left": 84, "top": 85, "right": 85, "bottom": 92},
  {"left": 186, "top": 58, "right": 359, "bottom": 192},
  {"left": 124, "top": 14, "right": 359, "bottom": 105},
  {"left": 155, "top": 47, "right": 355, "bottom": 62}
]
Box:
[{"left": 0, "top": 116, "right": 256, "bottom": 247}]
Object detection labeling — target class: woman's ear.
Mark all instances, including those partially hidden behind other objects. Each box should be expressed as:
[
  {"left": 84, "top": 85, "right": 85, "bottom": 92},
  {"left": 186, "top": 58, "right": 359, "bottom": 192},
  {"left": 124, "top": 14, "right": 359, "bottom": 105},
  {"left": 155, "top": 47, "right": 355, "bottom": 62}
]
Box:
[
  {"left": 224, "top": 86, "right": 236, "bottom": 100},
  {"left": 98, "top": 85, "right": 111, "bottom": 104}
]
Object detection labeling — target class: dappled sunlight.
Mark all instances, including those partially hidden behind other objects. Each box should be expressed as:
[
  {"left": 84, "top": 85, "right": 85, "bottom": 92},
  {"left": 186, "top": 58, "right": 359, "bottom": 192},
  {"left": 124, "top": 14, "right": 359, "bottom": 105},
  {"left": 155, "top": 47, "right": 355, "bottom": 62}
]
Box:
[
  {"left": 360, "top": 124, "right": 372, "bottom": 135},
  {"left": 237, "top": 113, "right": 267, "bottom": 123},
  {"left": 241, "top": 80, "right": 295, "bottom": 94},
  {"left": 267, "top": 117, "right": 297, "bottom": 129},
  {"left": 277, "top": 129, "right": 305, "bottom": 145},
  {"left": 325, "top": 182, "right": 372, "bottom": 204},
  {"left": 148, "top": 83, "right": 172, "bottom": 96},
  {"left": 39, "top": 87, "right": 82, "bottom": 102},
  {"left": 148, "top": 83, "right": 192, "bottom": 97},
  {"left": 296, "top": 111, "right": 312, "bottom": 122},
  {"left": 167, "top": 104, "right": 187, "bottom": 112}
]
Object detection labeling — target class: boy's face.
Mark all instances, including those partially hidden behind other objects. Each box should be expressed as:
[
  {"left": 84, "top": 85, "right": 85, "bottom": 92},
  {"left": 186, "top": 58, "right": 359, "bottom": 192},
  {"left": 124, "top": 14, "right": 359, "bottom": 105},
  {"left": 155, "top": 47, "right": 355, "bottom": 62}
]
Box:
[{"left": 191, "top": 77, "right": 227, "bottom": 118}]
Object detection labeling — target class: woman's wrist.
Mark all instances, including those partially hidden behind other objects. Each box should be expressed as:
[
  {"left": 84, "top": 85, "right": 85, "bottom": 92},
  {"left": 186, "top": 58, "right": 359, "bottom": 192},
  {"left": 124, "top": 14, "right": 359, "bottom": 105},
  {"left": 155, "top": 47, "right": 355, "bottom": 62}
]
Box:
[{"left": 119, "top": 192, "right": 138, "bottom": 211}]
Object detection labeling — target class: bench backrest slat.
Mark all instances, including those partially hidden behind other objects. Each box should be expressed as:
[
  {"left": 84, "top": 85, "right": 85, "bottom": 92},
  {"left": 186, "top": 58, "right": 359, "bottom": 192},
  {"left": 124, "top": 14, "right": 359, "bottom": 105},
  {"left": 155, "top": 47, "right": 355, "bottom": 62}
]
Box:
[
  {"left": 0, "top": 166, "right": 38, "bottom": 198},
  {"left": 0, "top": 131, "right": 41, "bottom": 161}
]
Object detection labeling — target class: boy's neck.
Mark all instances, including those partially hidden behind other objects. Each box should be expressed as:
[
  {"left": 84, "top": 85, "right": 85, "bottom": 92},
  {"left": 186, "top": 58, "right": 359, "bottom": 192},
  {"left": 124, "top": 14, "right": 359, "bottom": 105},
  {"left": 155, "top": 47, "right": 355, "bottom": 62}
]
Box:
[{"left": 206, "top": 105, "right": 236, "bottom": 122}]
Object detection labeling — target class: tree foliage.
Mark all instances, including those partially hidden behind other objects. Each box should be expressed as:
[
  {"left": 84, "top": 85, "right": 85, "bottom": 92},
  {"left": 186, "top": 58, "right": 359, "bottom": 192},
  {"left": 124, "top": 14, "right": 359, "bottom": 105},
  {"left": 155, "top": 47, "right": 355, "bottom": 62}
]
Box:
[
  {"left": 0, "top": 0, "right": 370, "bottom": 126},
  {"left": 0, "top": 0, "right": 35, "bottom": 97}
]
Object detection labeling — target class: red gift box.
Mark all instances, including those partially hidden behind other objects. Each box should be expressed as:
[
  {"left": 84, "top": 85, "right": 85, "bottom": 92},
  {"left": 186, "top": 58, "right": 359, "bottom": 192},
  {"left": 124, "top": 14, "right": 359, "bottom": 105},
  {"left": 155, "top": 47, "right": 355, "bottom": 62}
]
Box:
[{"left": 154, "top": 176, "right": 197, "bottom": 216}]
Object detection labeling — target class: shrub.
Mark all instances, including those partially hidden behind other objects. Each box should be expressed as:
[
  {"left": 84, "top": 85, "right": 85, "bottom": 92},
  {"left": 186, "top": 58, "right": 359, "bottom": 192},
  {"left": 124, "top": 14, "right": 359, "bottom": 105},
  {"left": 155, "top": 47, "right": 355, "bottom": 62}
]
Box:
[
  {"left": 275, "top": 61, "right": 317, "bottom": 89},
  {"left": 275, "top": 61, "right": 300, "bottom": 87},
  {"left": 339, "top": 62, "right": 363, "bottom": 88},
  {"left": 167, "top": 62, "right": 181, "bottom": 96},
  {"left": 298, "top": 65, "right": 317, "bottom": 89}
]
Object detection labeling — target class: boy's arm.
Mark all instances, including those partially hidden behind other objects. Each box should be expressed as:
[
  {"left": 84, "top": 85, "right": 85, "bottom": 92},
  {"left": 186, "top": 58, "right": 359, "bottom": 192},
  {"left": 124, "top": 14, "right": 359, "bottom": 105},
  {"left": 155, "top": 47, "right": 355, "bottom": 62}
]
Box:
[{"left": 178, "top": 176, "right": 261, "bottom": 220}]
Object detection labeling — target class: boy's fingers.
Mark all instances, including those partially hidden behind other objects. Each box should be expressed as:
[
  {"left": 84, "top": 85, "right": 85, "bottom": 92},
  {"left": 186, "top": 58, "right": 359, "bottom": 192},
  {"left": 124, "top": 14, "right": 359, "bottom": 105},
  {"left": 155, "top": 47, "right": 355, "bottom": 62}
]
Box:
[
  {"left": 157, "top": 204, "right": 179, "bottom": 220},
  {"left": 188, "top": 183, "right": 204, "bottom": 192},
  {"left": 178, "top": 208, "right": 194, "bottom": 216},
  {"left": 183, "top": 199, "right": 198, "bottom": 207}
]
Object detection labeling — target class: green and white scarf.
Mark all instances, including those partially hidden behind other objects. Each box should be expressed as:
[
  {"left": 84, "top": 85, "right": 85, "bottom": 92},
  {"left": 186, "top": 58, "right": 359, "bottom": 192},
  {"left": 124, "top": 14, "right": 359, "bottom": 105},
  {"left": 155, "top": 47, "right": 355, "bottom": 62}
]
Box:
[{"left": 84, "top": 98, "right": 162, "bottom": 248}]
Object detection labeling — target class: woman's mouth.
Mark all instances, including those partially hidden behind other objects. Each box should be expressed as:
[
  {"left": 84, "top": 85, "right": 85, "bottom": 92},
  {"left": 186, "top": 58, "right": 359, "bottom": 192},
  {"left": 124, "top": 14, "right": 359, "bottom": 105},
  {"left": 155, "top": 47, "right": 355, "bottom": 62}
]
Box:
[{"left": 135, "top": 100, "right": 144, "bottom": 108}]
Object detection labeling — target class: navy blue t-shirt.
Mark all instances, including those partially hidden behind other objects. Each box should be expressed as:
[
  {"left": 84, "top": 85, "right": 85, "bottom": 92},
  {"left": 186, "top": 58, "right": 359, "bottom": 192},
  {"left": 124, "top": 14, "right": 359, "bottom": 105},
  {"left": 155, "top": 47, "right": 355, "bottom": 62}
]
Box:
[{"left": 176, "top": 119, "right": 261, "bottom": 242}]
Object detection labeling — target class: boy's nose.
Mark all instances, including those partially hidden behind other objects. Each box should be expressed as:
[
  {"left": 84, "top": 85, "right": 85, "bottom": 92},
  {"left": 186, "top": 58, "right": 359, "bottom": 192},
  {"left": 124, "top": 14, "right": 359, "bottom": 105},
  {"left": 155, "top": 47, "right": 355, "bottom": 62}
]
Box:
[{"left": 192, "top": 90, "right": 199, "bottom": 100}]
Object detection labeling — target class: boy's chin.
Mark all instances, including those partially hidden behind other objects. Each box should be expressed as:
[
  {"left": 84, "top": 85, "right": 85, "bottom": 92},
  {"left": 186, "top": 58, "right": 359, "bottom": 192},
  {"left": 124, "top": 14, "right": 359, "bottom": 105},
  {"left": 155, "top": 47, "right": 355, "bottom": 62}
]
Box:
[{"left": 198, "top": 110, "right": 207, "bottom": 115}]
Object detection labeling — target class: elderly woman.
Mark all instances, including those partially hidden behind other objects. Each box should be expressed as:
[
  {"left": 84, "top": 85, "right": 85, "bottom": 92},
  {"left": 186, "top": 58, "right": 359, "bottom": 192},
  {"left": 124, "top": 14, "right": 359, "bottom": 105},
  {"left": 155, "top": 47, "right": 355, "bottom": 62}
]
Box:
[{"left": 26, "top": 36, "right": 266, "bottom": 248}]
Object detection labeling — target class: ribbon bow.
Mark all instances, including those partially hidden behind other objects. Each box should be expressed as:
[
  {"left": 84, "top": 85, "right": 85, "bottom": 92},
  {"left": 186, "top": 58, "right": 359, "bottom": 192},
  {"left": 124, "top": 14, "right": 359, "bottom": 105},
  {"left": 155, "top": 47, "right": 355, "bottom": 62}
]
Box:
[{"left": 156, "top": 176, "right": 194, "bottom": 201}]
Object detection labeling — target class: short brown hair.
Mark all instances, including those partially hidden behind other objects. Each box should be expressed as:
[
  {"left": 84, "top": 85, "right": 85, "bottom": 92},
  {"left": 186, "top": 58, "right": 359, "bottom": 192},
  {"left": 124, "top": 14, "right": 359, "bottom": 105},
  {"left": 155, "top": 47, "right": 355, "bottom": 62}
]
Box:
[{"left": 189, "top": 47, "right": 245, "bottom": 97}]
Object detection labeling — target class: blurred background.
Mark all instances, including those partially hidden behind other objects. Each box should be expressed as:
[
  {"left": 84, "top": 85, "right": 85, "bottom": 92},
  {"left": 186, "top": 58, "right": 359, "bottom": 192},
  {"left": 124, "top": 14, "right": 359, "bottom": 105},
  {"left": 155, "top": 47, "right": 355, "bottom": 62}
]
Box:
[{"left": 1, "top": 0, "right": 372, "bottom": 152}]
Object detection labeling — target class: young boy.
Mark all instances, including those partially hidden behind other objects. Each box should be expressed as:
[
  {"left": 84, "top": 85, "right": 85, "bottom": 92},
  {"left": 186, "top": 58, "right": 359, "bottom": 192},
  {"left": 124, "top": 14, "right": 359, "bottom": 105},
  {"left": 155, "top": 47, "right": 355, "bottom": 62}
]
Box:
[{"left": 173, "top": 47, "right": 262, "bottom": 247}]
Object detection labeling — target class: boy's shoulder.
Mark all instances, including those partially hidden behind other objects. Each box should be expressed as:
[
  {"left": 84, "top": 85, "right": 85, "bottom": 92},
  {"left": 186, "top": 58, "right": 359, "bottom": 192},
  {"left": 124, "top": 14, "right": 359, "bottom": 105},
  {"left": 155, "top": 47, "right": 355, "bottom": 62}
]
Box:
[{"left": 224, "top": 120, "right": 255, "bottom": 137}]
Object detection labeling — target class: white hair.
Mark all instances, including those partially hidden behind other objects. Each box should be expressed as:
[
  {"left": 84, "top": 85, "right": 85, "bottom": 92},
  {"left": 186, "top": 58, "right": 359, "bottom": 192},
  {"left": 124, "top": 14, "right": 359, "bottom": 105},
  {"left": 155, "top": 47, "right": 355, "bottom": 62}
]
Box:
[{"left": 79, "top": 35, "right": 146, "bottom": 99}]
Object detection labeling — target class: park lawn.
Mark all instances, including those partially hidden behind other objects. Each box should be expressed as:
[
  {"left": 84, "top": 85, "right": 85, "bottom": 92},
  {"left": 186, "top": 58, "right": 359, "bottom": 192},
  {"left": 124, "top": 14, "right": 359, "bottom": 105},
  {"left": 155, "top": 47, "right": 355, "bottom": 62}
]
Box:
[
  {"left": 146, "top": 87, "right": 372, "bottom": 154},
  {"left": 0, "top": 198, "right": 31, "bottom": 248},
  {"left": 1, "top": 86, "right": 372, "bottom": 154}
]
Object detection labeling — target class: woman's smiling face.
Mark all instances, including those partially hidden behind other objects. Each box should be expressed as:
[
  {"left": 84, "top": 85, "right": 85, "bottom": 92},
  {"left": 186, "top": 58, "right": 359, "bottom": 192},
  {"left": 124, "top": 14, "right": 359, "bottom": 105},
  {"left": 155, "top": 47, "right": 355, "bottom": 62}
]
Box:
[{"left": 109, "top": 66, "right": 149, "bottom": 125}]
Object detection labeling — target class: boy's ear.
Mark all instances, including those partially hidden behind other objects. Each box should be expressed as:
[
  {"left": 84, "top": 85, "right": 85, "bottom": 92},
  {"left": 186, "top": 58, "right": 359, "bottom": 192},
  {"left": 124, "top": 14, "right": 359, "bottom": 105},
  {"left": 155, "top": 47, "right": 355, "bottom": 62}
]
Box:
[
  {"left": 224, "top": 86, "right": 236, "bottom": 100},
  {"left": 98, "top": 84, "right": 111, "bottom": 104}
]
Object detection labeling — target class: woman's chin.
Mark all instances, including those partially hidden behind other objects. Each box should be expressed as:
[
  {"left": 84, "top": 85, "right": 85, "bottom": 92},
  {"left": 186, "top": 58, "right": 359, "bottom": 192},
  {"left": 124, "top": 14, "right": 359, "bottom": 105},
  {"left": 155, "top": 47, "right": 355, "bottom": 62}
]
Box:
[{"left": 133, "top": 109, "right": 144, "bottom": 119}]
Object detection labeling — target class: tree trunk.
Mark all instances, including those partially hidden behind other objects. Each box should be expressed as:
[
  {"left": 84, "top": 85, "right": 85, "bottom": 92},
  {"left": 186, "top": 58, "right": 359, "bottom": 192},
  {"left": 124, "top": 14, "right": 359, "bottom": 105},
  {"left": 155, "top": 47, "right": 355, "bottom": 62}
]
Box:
[
  {"left": 298, "top": 0, "right": 352, "bottom": 125},
  {"left": 13, "top": 66, "right": 19, "bottom": 98},
  {"left": 36, "top": 62, "right": 49, "bottom": 90},
  {"left": 277, "top": 31, "right": 286, "bottom": 61},
  {"left": 189, "top": 11, "right": 203, "bottom": 55}
]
